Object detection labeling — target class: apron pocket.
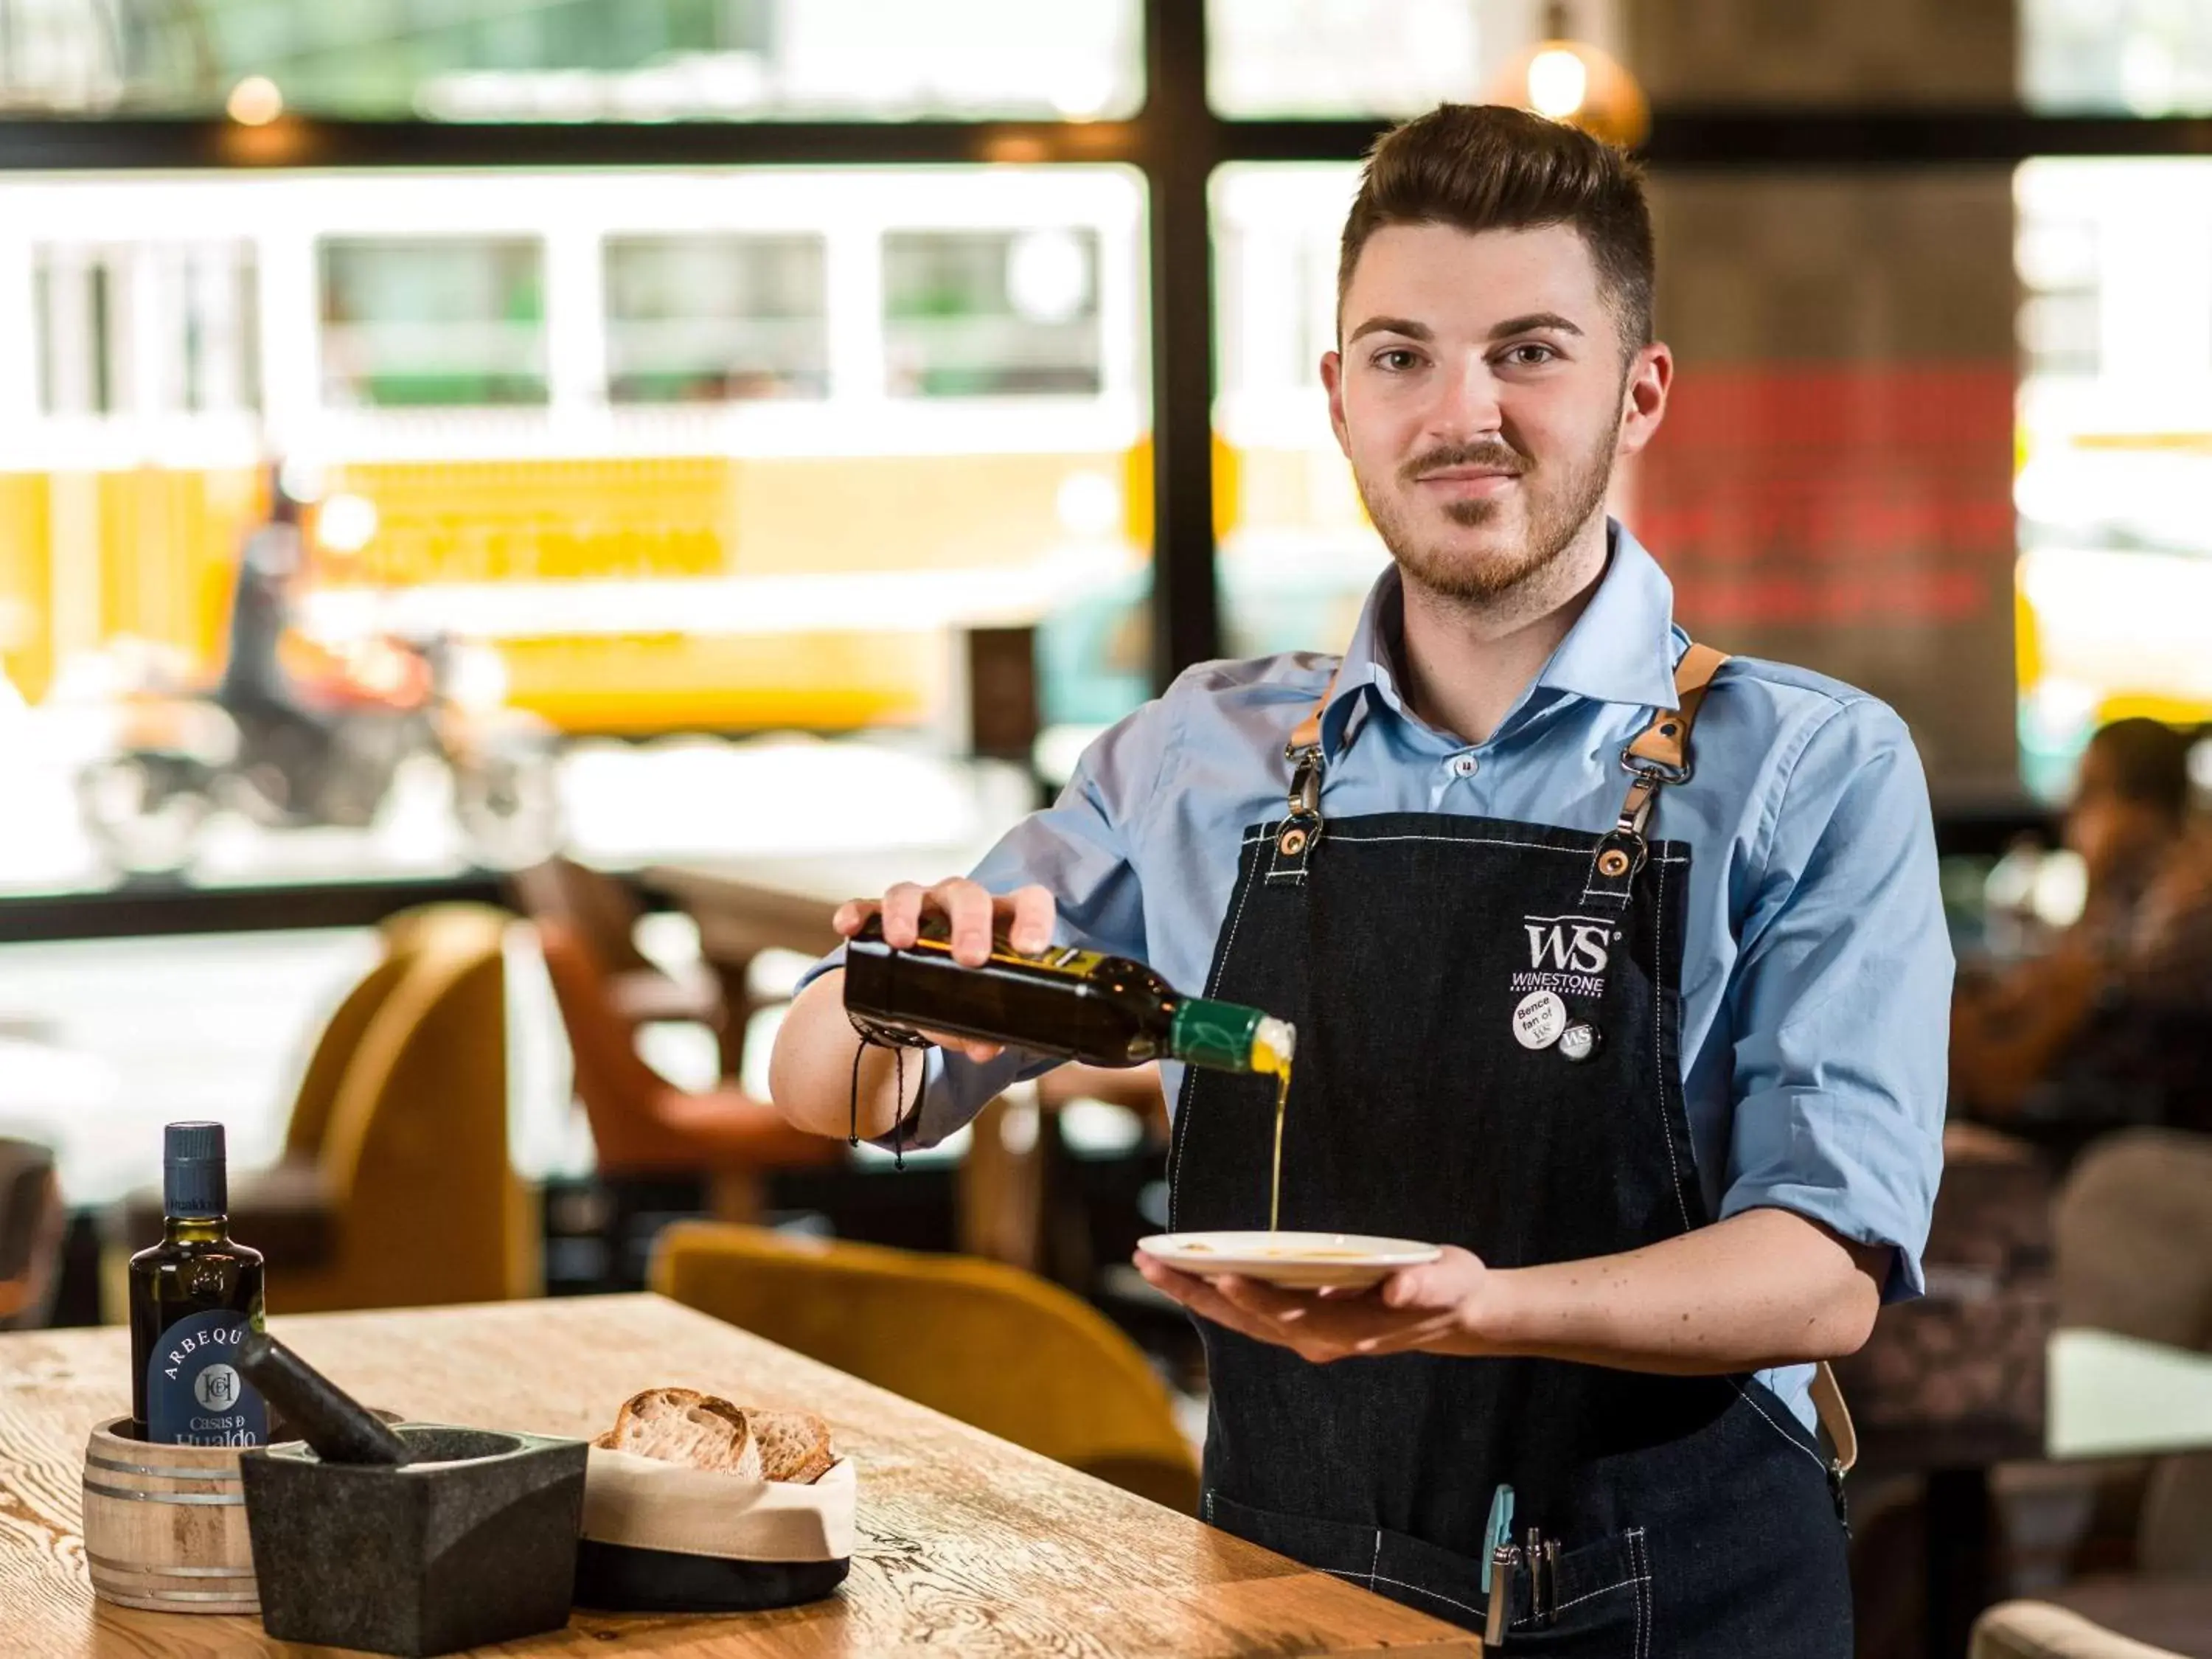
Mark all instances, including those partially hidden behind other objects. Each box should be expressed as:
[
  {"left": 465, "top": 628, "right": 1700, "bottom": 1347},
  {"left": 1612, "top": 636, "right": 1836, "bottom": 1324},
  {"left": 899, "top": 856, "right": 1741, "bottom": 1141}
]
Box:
[
  {"left": 1207, "top": 1488, "right": 1490, "bottom": 1628},
  {"left": 1205, "top": 1488, "right": 1654, "bottom": 1649},
  {"left": 1501, "top": 1526, "right": 1652, "bottom": 1653}
]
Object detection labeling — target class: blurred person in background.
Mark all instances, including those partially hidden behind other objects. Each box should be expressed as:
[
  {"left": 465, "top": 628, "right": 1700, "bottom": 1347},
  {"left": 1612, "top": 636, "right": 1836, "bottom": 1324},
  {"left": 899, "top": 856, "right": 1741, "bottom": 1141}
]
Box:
[
  {"left": 214, "top": 463, "right": 427, "bottom": 818},
  {"left": 1951, "top": 717, "right": 2212, "bottom": 1158}
]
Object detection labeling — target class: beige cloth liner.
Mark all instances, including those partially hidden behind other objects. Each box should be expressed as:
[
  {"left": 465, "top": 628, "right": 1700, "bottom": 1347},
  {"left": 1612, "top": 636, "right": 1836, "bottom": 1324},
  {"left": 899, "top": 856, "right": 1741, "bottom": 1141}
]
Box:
[{"left": 581, "top": 1449, "right": 855, "bottom": 1563}]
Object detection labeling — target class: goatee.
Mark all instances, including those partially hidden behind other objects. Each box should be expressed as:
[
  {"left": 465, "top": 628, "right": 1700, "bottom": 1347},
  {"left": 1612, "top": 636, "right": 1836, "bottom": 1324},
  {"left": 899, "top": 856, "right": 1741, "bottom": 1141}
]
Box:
[{"left": 1359, "top": 419, "right": 1619, "bottom": 605}]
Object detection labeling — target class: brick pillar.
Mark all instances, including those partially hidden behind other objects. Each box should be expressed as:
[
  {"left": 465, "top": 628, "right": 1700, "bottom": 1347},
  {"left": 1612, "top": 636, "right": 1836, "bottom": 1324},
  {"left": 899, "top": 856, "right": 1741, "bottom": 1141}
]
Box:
[{"left": 1619, "top": 1, "right": 2022, "bottom": 798}]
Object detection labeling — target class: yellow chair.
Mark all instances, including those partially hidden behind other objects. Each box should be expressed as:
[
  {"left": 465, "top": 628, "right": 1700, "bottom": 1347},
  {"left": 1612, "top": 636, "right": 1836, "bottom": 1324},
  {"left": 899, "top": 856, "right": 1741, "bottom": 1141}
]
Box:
[
  {"left": 109, "top": 904, "right": 538, "bottom": 1316},
  {"left": 275, "top": 906, "right": 537, "bottom": 1312},
  {"left": 285, "top": 902, "right": 500, "bottom": 1165},
  {"left": 651, "top": 1221, "right": 1199, "bottom": 1511}
]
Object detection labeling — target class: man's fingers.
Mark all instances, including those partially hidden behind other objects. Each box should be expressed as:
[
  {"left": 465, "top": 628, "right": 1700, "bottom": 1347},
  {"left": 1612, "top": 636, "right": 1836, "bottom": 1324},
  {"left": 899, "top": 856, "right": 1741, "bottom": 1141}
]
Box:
[
  {"left": 1216, "top": 1275, "right": 1326, "bottom": 1324},
  {"left": 1004, "top": 884, "right": 1058, "bottom": 957},
  {"left": 832, "top": 898, "right": 878, "bottom": 939},
  {"left": 931, "top": 877, "right": 997, "bottom": 967},
  {"left": 879, "top": 882, "right": 927, "bottom": 948}
]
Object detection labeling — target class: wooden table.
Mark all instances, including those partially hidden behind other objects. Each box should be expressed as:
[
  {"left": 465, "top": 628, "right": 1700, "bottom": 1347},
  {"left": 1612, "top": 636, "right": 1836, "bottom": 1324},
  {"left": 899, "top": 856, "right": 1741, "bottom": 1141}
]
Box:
[{"left": 0, "top": 1294, "right": 1475, "bottom": 1657}]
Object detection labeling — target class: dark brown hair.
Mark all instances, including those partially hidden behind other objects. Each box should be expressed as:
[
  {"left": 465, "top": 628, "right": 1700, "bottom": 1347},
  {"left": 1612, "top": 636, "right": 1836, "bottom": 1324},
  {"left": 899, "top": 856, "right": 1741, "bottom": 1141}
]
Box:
[
  {"left": 1338, "top": 102, "right": 1655, "bottom": 355},
  {"left": 2084, "top": 717, "right": 2194, "bottom": 822}
]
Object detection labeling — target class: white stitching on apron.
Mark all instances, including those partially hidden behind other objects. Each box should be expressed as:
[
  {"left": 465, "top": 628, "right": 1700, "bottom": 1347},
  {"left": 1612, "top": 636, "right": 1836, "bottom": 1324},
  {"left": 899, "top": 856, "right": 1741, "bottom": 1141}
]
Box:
[
  {"left": 1631, "top": 1526, "right": 1651, "bottom": 1659},
  {"left": 1239, "top": 825, "right": 1688, "bottom": 862},
  {"left": 1367, "top": 1528, "right": 1381, "bottom": 1590},
  {"left": 1730, "top": 1377, "right": 1830, "bottom": 1475},
  {"left": 1322, "top": 1568, "right": 1488, "bottom": 1622}
]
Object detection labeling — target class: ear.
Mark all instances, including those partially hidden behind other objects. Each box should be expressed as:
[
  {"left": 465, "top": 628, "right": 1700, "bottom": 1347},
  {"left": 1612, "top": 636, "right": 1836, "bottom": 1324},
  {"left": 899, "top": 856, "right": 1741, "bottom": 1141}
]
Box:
[
  {"left": 1321, "top": 349, "right": 1352, "bottom": 459},
  {"left": 1614, "top": 341, "right": 1672, "bottom": 460}
]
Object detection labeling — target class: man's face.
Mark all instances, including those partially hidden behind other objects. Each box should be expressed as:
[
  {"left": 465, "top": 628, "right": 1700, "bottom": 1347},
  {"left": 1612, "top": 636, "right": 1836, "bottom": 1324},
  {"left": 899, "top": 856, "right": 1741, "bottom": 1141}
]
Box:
[{"left": 1322, "top": 221, "right": 1668, "bottom": 605}]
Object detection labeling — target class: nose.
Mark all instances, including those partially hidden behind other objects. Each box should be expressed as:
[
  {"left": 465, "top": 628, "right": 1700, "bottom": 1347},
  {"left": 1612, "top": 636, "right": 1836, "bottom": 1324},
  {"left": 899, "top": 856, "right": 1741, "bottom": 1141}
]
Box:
[{"left": 1422, "top": 351, "right": 1503, "bottom": 446}]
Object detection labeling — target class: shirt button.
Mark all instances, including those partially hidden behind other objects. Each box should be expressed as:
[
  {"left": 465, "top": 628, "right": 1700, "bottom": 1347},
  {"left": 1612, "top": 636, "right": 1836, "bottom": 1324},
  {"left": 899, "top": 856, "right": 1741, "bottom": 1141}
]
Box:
[{"left": 1449, "top": 754, "right": 1479, "bottom": 779}]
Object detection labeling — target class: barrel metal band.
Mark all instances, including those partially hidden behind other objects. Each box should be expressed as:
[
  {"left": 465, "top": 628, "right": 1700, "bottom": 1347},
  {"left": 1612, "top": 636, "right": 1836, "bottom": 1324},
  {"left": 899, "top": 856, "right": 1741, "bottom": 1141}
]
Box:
[{"left": 82, "top": 1479, "right": 245, "bottom": 1506}]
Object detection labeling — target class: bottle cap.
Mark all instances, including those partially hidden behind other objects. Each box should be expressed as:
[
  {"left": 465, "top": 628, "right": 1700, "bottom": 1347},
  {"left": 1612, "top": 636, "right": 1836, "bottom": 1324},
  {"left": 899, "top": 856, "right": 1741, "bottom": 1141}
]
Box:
[{"left": 163, "top": 1120, "right": 228, "bottom": 1217}]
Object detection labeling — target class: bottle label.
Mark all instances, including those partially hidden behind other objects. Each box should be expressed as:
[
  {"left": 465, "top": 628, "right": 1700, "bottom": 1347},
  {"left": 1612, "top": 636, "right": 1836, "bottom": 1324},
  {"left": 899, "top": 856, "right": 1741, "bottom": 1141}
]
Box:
[{"left": 145, "top": 1309, "right": 268, "bottom": 1446}]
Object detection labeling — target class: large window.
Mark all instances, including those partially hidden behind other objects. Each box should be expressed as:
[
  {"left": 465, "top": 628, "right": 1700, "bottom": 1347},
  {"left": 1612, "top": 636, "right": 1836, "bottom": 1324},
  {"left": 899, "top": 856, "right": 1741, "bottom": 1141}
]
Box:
[
  {"left": 1209, "top": 164, "right": 1383, "bottom": 661},
  {"left": 0, "top": 167, "right": 1147, "bottom": 899},
  {"left": 883, "top": 230, "right": 1104, "bottom": 398},
  {"left": 34, "top": 242, "right": 259, "bottom": 417},
  {"left": 1206, "top": 0, "right": 1570, "bottom": 117},
  {"left": 605, "top": 234, "right": 828, "bottom": 403},
  {"left": 2023, "top": 0, "right": 2212, "bottom": 114},
  {"left": 2014, "top": 159, "right": 2212, "bottom": 796},
  {"left": 1, "top": 0, "right": 1141, "bottom": 122},
  {"left": 320, "top": 237, "right": 549, "bottom": 408}
]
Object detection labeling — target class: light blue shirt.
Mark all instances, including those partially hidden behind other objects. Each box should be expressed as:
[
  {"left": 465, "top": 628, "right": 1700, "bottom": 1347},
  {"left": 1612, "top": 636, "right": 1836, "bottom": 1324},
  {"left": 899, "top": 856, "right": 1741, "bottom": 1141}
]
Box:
[{"left": 810, "top": 523, "right": 1951, "bottom": 1433}]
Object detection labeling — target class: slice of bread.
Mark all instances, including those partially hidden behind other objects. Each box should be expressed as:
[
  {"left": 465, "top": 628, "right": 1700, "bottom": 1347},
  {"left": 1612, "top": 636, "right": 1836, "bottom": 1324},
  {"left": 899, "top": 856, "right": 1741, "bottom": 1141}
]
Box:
[
  {"left": 602, "top": 1386, "right": 762, "bottom": 1481},
  {"left": 742, "top": 1408, "right": 836, "bottom": 1485}
]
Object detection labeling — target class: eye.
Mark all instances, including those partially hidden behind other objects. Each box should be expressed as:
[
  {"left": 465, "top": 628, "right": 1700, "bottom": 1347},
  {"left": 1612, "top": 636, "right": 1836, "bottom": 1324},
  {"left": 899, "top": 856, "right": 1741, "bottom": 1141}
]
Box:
[
  {"left": 1370, "top": 347, "right": 1422, "bottom": 372},
  {"left": 1502, "top": 342, "right": 1560, "bottom": 367}
]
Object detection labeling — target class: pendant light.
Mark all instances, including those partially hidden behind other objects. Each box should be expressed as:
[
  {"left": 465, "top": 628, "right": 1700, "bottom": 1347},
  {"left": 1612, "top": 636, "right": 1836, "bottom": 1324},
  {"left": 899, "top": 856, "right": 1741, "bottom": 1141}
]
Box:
[{"left": 1489, "top": 0, "right": 1649, "bottom": 150}]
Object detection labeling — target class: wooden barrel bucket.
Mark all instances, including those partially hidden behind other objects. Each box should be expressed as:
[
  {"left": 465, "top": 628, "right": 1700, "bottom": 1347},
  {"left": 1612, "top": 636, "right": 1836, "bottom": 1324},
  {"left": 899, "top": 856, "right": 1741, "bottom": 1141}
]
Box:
[{"left": 80, "top": 1415, "right": 260, "bottom": 1614}]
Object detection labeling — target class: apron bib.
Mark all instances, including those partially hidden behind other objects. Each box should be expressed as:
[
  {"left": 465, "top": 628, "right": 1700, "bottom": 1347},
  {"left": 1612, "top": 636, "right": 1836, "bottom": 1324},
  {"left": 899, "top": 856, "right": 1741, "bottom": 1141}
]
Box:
[{"left": 1170, "top": 645, "right": 1854, "bottom": 1655}]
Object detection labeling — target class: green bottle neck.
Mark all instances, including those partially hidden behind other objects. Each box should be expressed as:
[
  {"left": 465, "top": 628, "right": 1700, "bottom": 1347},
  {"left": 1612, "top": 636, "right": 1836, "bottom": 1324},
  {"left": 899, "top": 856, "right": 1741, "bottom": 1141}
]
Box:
[{"left": 1167, "top": 999, "right": 1295, "bottom": 1074}]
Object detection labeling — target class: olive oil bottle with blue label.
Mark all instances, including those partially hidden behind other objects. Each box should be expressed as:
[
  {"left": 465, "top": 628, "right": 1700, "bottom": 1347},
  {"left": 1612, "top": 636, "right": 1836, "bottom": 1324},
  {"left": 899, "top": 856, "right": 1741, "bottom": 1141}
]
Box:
[{"left": 128, "top": 1122, "right": 269, "bottom": 1446}]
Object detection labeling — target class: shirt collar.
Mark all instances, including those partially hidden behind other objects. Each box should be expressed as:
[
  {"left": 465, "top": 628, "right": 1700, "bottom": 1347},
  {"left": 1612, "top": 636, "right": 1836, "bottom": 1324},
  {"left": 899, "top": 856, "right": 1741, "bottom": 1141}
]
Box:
[{"left": 1317, "top": 520, "right": 1685, "bottom": 758}]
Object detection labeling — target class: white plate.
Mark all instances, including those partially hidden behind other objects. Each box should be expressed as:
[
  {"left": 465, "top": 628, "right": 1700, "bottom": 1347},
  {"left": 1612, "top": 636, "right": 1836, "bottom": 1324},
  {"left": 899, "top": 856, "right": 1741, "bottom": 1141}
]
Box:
[{"left": 1138, "top": 1231, "right": 1442, "bottom": 1290}]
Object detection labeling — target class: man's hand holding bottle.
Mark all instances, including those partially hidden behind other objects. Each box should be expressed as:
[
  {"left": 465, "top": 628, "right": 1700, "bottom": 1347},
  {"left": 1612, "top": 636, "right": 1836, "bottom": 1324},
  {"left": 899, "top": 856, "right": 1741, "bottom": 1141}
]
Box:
[
  {"left": 830, "top": 878, "right": 1060, "bottom": 1063},
  {"left": 769, "top": 877, "right": 1057, "bottom": 1140}
]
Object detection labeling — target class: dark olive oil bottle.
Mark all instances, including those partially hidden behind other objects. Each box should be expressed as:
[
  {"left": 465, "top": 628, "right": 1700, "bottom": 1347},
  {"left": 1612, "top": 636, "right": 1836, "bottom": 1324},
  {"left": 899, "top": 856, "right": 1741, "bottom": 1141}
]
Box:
[
  {"left": 128, "top": 1122, "right": 269, "bottom": 1446},
  {"left": 843, "top": 913, "right": 1295, "bottom": 1076}
]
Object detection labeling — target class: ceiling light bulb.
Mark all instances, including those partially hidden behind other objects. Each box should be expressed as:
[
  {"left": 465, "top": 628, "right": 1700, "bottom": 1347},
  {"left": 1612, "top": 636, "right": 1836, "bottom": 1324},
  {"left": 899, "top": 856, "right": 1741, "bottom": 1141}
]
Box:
[
  {"left": 1526, "top": 48, "right": 1589, "bottom": 119},
  {"left": 227, "top": 75, "right": 284, "bottom": 127}
]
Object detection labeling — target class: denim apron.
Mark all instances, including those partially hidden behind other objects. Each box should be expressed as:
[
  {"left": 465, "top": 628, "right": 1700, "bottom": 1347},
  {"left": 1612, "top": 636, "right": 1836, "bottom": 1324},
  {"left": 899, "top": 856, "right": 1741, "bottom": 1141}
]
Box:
[{"left": 1171, "top": 645, "right": 1854, "bottom": 1655}]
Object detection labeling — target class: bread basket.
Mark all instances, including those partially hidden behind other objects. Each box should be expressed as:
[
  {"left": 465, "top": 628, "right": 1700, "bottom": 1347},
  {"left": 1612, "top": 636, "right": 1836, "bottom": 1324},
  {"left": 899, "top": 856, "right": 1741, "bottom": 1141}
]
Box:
[{"left": 572, "top": 1446, "right": 855, "bottom": 1613}]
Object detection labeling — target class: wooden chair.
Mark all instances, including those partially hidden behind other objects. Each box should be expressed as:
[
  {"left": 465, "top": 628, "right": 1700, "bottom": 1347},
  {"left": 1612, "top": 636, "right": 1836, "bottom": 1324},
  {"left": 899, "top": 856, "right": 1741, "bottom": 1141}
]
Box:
[
  {"left": 110, "top": 905, "right": 538, "bottom": 1315},
  {"left": 0, "top": 1138, "right": 65, "bottom": 1330},
  {"left": 533, "top": 918, "right": 841, "bottom": 1235},
  {"left": 650, "top": 1220, "right": 1199, "bottom": 1512},
  {"left": 509, "top": 857, "right": 720, "bottom": 1027}
]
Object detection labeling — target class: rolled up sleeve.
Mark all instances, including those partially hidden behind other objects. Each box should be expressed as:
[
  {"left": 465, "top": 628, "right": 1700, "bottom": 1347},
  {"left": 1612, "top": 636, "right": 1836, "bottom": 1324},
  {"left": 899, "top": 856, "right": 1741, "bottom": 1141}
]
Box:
[
  {"left": 791, "top": 698, "right": 1170, "bottom": 1150},
  {"left": 1719, "top": 698, "right": 1952, "bottom": 1302}
]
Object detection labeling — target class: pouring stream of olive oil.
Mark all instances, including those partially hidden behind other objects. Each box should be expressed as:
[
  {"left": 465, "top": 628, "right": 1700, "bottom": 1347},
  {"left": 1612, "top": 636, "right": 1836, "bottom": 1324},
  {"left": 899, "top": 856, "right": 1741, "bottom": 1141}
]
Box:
[{"left": 1251, "top": 1024, "right": 1294, "bottom": 1231}]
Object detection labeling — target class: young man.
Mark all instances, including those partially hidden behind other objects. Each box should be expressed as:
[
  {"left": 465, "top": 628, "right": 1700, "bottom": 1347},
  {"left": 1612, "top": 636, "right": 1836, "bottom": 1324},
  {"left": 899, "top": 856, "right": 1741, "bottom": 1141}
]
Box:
[{"left": 771, "top": 104, "right": 1948, "bottom": 1653}]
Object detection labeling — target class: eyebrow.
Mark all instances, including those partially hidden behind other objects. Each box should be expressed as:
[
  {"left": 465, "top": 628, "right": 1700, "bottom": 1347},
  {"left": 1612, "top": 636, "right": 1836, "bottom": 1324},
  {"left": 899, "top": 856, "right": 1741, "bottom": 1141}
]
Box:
[
  {"left": 1487, "top": 311, "right": 1584, "bottom": 340},
  {"left": 1345, "top": 315, "right": 1433, "bottom": 345},
  {"left": 1343, "top": 310, "right": 1587, "bottom": 346}
]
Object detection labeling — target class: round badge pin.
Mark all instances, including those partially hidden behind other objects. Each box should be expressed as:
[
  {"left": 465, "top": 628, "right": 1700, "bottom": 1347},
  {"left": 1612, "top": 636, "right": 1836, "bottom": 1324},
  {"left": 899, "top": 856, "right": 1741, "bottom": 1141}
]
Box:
[
  {"left": 1558, "top": 1022, "right": 1601, "bottom": 1063},
  {"left": 1512, "top": 990, "right": 1568, "bottom": 1050}
]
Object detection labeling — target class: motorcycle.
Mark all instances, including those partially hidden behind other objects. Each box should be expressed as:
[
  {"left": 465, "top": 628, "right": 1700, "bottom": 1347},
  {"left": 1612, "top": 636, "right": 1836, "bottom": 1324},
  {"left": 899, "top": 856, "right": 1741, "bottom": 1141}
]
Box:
[{"left": 76, "top": 631, "right": 564, "bottom": 877}]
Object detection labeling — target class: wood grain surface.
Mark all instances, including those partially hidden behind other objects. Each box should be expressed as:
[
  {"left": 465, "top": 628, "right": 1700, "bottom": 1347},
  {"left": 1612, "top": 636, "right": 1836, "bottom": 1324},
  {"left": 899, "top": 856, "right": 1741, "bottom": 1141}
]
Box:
[{"left": 0, "top": 1293, "right": 1476, "bottom": 1656}]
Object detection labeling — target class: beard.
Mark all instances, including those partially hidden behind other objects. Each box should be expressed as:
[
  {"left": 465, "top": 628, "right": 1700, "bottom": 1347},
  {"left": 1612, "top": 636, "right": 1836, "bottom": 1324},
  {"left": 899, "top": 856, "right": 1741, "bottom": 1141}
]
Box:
[{"left": 1356, "top": 414, "right": 1621, "bottom": 606}]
